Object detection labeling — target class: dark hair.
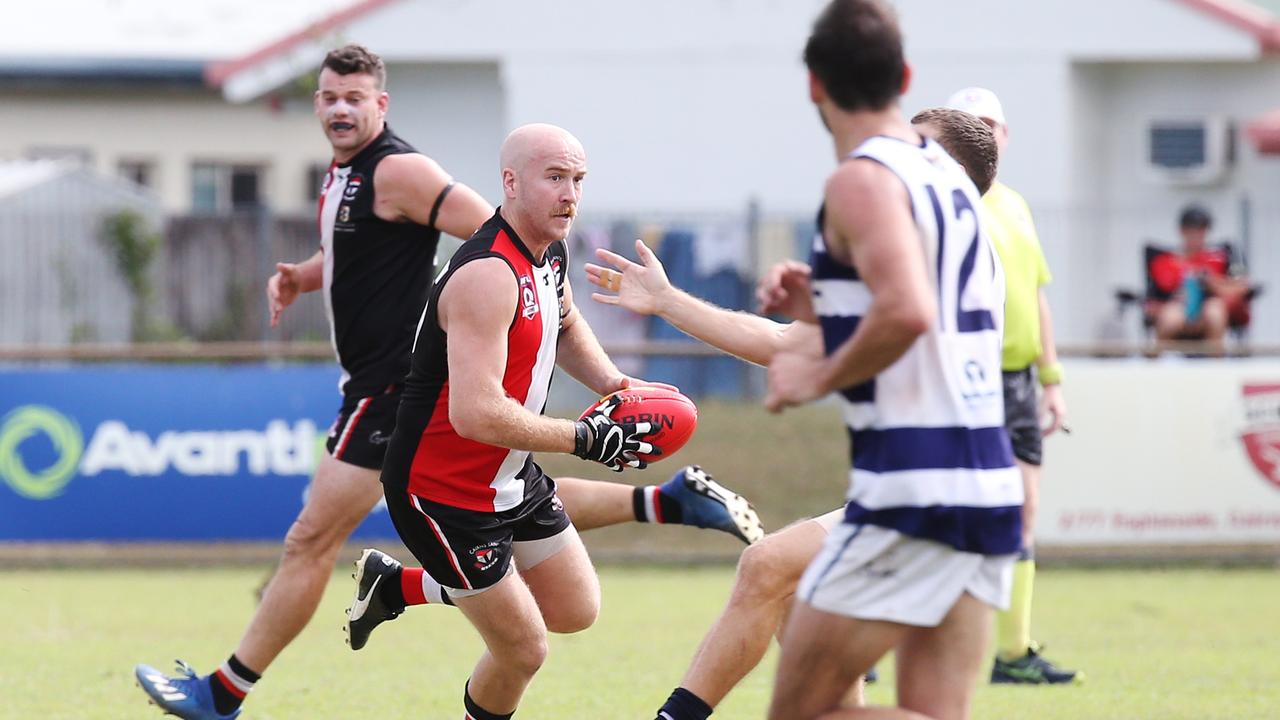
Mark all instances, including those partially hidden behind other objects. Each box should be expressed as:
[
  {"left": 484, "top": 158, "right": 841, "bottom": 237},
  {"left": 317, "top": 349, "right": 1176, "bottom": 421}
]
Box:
[
  {"left": 1179, "top": 204, "right": 1212, "bottom": 229},
  {"left": 321, "top": 44, "right": 386, "bottom": 89},
  {"left": 911, "top": 108, "right": 999, "bottom": 195},
  {"left": 803, "top": 0, "right": 905, "bottom": 113}
]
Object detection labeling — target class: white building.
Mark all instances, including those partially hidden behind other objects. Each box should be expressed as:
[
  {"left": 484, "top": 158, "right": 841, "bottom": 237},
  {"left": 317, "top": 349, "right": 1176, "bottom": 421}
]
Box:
[{"left": 5, "top": 0, "right": 1280, "bottom": 345}]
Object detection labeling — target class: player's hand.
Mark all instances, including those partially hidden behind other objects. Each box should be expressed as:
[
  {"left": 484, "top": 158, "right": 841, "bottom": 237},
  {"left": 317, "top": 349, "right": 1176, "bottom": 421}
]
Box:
[
  {"left": 758, "top": 261, "right": 817, "bottom": 323},
  {"left": 602, "top": 375, "right": 680, "bottom": 395},
  {"left": 267, "top": 262, "right": 303, "bottom": 328},
  {"left": 573, "top": 395, "right": 660, "bottom": 471},
  {"left": 1040, "top": 383, "right": 1067, "bottom": 437},
  {"left": 765, "top": 348, "right": 830, "bottom": 413},
  {"left": 586, "top": 239, "right": 674, "bottom": 316}
]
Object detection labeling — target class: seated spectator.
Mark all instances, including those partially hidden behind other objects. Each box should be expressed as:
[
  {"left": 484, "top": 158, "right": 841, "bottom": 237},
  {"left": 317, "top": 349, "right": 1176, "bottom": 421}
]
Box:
[{"left": 1150, "top": 205, "right": 1250, "bottom": 351}]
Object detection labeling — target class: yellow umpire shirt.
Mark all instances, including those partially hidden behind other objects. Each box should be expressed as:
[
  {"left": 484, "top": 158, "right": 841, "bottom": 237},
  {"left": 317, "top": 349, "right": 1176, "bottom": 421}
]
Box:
[{"left": 983, "top": 181, "right": 1051, "bottom": 372}]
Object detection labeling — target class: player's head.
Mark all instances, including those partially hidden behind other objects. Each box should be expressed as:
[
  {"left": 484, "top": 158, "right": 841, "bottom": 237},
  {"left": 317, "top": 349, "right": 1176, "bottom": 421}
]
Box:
[
  {"left": 1179, "top": 204, "right": 1212, "bottom": 251},
  {"left": 499, "top": 123, "right": 587, "bottom": 245},
  {"left": 946, "top": 87, "right": 1009, "bottom": 153},
  {"left": 803, "top": 0, "right": 909, "bottom": 125},
  {"left": 315, "top": 44, "right": 389, "bottom": 160},
  {"left": 911, "top": 107, "right": 999, "bottom": 195}
]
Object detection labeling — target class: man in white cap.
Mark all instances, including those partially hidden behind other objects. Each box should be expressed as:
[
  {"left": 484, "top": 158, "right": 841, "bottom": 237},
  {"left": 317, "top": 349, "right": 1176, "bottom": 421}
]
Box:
[{"left": 947, "top": 86, "right": 1081, "bottom": 685}]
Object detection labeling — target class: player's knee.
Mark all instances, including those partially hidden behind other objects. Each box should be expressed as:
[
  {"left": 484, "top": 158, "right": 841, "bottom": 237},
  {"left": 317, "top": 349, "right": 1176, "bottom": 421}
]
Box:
[
  {"left": 494, "top": 633, "right": 549, "bottom": 676},
  {"left": 733, "top": 538, "right": 801, "bottom": 604},
  {"left": 281, "top": 515, "right": 343, "bottom": 562},
  {"left": 543, "top": 595, "right": 598, "bottom": 634}
]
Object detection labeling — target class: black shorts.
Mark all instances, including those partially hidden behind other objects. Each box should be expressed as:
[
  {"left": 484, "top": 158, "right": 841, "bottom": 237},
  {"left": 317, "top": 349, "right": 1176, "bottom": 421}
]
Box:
[
  {"left": 384, "top": 467, "right": 571, "bottom": 592},
  {"left": 1002, "top": 368, "right": 1042, "bottom": 466},
  {"left": 325, "top": 385, "right": 401, "bottom": 470}
]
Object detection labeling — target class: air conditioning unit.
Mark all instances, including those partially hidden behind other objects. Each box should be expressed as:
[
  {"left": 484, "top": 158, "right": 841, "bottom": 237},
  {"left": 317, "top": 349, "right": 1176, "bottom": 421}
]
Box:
[{"left": 1144, "top": 116, "right": 1234, "bottom": 186}]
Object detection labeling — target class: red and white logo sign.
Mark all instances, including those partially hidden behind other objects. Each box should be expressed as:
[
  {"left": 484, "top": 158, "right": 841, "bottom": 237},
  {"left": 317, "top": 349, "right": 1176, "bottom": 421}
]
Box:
[
  {"left": 519, "top": 275, "right": 538, "bottom": 320},
  {"left": 343, "top": 174, "right": 363, "bottom": 201},
  {"left": 1241, "top": 383, "right": 1280, "bottom": 491},
  {"left": 470, "top": 542, "right": 501, "bottom": 571}
]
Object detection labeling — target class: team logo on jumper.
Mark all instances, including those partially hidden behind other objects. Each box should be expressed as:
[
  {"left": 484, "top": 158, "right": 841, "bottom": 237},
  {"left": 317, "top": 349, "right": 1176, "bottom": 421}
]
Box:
[
  {"left": 343, "top": 174, "right": 363, "bottom": 201},
  {"left": 1240, "top": 383, "right": 1280, "bottom": 491},
  {"left": 550, "top": 258, "right": 563, "bottom": 289},
  {"left": 470, "top": 542, "right": 502, "bottom": 571},
  {"left": 519, "top": 275, "right": 539, "bottom": 320}
]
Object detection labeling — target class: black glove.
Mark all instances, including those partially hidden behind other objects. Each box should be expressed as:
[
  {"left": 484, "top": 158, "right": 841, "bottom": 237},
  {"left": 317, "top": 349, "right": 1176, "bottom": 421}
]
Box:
[{"left": 573, "top": 395, "right": 660, "bottom": 471}]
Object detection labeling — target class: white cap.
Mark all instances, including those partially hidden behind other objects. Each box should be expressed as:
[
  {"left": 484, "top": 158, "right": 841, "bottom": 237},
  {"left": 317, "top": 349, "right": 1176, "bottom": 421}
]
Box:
[{"left": 946, "top": 87, "right": 1006, "bottom": 126}]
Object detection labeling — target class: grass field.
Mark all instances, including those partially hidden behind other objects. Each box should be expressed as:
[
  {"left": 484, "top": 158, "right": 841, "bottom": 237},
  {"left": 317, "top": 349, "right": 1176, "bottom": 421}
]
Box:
[{"left": 5, "top": 565, "right": 1280, "bottom": 719}]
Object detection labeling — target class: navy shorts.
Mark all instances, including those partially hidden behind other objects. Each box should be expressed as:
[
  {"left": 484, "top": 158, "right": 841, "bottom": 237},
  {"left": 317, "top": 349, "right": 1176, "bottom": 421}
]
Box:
[
  {"left": 383, "top": 466, "right": 571, "bottom": 592},
  {"left": 325, "top": 386, "right": 401, "bottom": 470},
  {"left": 1002, "top": 368, "right": 1042, "bottom": 466}
]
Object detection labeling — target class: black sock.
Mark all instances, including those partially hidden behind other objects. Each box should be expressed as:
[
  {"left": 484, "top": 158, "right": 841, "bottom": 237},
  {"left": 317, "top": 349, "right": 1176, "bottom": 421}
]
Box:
[
  {"left": 208, "top": 654, "right": 260, "bottom": 715},
  {"left": 377, "top": 567, "right": 408, "bottom": 613},
  {"left": 632, "top": 486, "right": 685, "bottom": 524},
  {"left": 464, "top": 680, "right": 515, "bottom": 720},
  {"left": 655, "top": 687, "right": 712, "bottom": 720}
]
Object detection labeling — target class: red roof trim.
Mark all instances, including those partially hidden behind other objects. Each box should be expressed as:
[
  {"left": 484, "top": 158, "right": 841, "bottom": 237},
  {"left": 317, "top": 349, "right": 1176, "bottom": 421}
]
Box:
[
  {"left": 1174, "top": 0, "right": 1280, "bottom": 51},
  {"left": 204, "top": 0, "right": 401, "bottom": 87},
  {"left": 1247, "top": 109, "right": 1280, "bottom": 154}
]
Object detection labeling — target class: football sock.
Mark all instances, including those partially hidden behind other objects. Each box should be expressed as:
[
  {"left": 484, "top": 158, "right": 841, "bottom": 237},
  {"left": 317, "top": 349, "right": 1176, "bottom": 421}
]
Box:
[
  {"left": 996, "top": 549, "right": 1036, "bottom": 661},
  {"left": 464, "top": 680, "right": 514, "bottom": 720},
  {"left": 209, "top": 654, "right": 259, "bottom": 715},
  {"left": 394, "top": 567, "right": 453, "bottom": 608},
  {"left": 633, "top": 486, "right": 684, "bottom": 524},
  {"left": 655, "top": 687, "right": 713, "bottom": 720}
]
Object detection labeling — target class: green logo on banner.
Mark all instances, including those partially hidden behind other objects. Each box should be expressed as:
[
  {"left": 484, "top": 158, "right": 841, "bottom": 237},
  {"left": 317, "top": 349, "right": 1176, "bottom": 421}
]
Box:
[{"left": 0, "top": 405, "right": 83, "bottom": 499}]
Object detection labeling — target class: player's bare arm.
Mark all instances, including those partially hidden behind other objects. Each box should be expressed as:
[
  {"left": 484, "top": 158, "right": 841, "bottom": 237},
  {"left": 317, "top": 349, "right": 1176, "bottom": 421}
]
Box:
[
  {"left": 1037, "top": 288, "right": 1067, "bottom": 436},
  {"left": 440, "top": 257, "right": 578, "bottom": 454},
  {"left": 588, "top": 238, "right": 792, "bottom": 367},
  {"left": 266, "top": 250, "right": 324, "bottom": 327},
  {"left": 766, "top": 161, "right": 932, "bottom": 412},
  {"left": 373, "top": 152, "right": 492, "bottom": 238}
]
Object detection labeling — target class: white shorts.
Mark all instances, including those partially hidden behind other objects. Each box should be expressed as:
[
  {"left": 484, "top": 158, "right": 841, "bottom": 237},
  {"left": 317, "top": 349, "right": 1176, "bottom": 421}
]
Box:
[{"left": 797, "top": 521, "right": 1016, "bottom": 627}]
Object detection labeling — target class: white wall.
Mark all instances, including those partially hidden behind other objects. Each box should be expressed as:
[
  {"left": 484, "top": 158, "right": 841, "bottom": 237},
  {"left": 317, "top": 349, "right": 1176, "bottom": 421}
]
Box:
[{"left": 346, "top": 0, "right": 832, "bottom": 214}]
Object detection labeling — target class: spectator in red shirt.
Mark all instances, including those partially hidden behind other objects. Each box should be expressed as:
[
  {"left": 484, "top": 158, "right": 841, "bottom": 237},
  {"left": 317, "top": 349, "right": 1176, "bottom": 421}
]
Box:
[{"left": 1152, "top": 205, "right": 1249, "bottom": 351}]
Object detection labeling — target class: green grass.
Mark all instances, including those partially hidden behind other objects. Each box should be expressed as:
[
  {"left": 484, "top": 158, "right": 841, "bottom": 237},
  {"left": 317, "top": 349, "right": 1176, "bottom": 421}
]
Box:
[{"left": 4, "top": 566, "right": 1280, "bottom": 719}]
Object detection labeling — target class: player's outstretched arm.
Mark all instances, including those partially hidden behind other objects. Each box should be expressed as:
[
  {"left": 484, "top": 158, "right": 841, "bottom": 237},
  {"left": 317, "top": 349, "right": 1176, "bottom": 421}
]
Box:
[
  {"left": 588, "top": 239, "right": 791, "bottom": 366},
  {"left": 375, "top": 152, "right": 493, "bottom": 240},
  {"left": 267, "top": 250, "right": 323, "bottom": 327}
]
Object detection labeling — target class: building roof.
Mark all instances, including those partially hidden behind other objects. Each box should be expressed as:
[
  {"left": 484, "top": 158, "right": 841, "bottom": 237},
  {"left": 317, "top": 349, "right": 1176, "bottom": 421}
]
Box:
[
  {"left": 0, "top": 160, "right": 76, "bottom": 200},
  {"left": 3, "top": 0, "right": 364, "bottom": 84},
  {"left": 1174, "top": 0, "right": 1280, "bottom": 50}
]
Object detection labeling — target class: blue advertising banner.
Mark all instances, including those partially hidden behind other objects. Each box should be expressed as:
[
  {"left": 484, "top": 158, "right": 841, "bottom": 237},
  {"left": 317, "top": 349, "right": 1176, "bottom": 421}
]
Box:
[{"left": 0, "top": 364, "right": 399, "bottom": 541}]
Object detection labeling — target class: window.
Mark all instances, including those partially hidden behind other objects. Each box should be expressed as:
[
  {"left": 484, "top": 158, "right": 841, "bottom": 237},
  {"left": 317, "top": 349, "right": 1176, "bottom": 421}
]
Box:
[
  {"left": 191, "top": 162, "right": 265, "bottom": 212},
  {"left": 118, "top": 159, "right": 154, "bottom": 188}
]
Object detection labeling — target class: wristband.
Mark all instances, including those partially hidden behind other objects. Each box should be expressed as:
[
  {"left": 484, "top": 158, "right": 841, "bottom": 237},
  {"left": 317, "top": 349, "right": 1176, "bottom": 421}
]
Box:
[{"left": 1038, "top": 361, "right": 1063, "bottom": 387}]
